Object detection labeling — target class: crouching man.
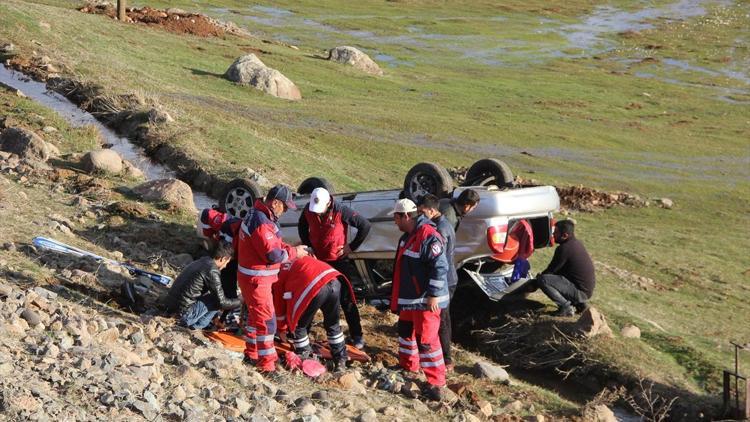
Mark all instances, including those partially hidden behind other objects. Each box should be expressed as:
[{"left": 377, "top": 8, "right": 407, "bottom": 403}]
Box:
[
  {"left": 164, "top": 242, "right": 242, "bottom": 329},
  {"left": 390, "top": 198, "right": 450, "bottom": 400},
  {"left": 274, "top": 256, "right": 354, "bottom": 371},
  {"left": 535, "top": 220, "right": 596, "bottom": 316}
]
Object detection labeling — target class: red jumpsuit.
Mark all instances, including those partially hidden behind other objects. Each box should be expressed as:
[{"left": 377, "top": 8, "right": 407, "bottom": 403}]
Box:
[{"left": 236, "top": 200, "right": 297, "bottom": 371}]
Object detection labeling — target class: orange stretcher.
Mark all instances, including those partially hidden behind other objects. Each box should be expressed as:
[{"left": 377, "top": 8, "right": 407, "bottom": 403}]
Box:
[{"left": 205, "top": 330, "right": 371, "bottom": 362}]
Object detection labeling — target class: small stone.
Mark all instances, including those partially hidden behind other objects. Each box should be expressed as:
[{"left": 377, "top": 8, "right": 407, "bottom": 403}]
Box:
[
  {"left": 42, "top": 126, "right": 58, "bottom": 133},
  {"left": 573, "top": 307, "right": 614, "bottom": 338},
  {"left": 473, "top": 361, "right": 510, "bottom": 383},
  {"left": 21, "top": 308, "right": 41, "bottom": 326},
  {"left": 477, "top": 400, "right": 493, "bottom": 418},
  {"left": 527, "top": 415, "right": 545, "bottom": 422},
  {"left": 234, "top": 397, "right": 251, "bottom": 413},
  {"left": 591, "top": 404, "right": 617, "bottom": 422},
  {"left": 620, "top": 324, "right": 641, "bottom": 339},
  {"left": 311, "top": 390, "right": 328, "bottom": 401},
  {"left": 335, "top": 372, "right": 366, "bottom": 394},
  {"left": 358, "top": 408, "right": 378, "bottom": 422},
  {"left": 130, "top": 331, "right": 145, "bottom": 344},
  {"left": 655, "top": 197, "right": 674, "bottom": 209},
  {"left": 504, "top": 400, "right": 524, "bottom": 412},
  {"left": 96, "top": 327, "right": 120, "bottom": 343}
]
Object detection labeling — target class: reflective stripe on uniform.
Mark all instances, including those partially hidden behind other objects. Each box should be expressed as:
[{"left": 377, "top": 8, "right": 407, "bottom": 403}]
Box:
[
  {"left": 397, "top": 294, "right": 450, "bottom": 305},
  {"left": 328, "top": 333, "right": 345, "bottom": 344},
  {"left": 276, "top": 315, "right": 286, "bottom": 321},
  {"left": 291, "top": 268, "right": 338, "bottom": 318},
  {"left": 421, "top": 359, "right": 445, "bottom": 368},
  {"left": 399, "top": 347, "right": 418, "bottom": 355},
  {"left": 402, "top": 249, "right": 420, "bottom": 258},
  {"left": 419, "top": 350, "right": 442, "bottom": 359},
  {"left": 428, "top": 279, "right": 444, "bottom": 288},
  {"left": 256, "top": 334, "right": 275, "bottom": 342},
  {"left": 258, "top": 348, "right": 277, "bottom": 356},
  {"left": 398, "top": 337, "right": 417, "bottom": 346},
  {"left": 238, "top": 265, "right": 280, "bottom": 277},
  {"left": 293, "top": 338, "right": 310, "bottom": 349},
  {"left": 242, "top": 336, "right": 256, "bottom": 344}
]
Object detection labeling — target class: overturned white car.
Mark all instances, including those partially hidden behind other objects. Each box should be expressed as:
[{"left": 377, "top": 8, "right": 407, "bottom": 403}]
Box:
[{"left": 218, "top": 159, "right": 559, "bottom": 322}]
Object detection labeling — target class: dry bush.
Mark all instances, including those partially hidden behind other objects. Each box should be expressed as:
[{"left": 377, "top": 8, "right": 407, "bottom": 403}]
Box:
[{"left": 625, "top": 378, "right": 678, "bottom": 422}]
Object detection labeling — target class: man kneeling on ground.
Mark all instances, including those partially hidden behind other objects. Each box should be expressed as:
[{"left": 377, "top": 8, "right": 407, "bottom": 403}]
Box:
[
  {"left": 165, "top": 242, "right": 242, "bottom": 329},
  {"left": 273, "top": 256, "right": 354, "bottom": 371},
  {"left": 535, "top": 220, "right": 595, "bottom": 317}
]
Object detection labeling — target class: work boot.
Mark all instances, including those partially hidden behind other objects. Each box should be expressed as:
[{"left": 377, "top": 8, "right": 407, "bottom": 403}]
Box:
[
  {"left": 423, "top": 385, "right": 445, "bottom": 402},
  {"left": 575, "top": 302, "right": 590, "bottom": 313},
  {"left": 242, "top": 355, "right": 258, "bottom": 366},
  {"left": 351, "top": 336, "right": 365, "bottom": 350},
  {"left": 552, "top": 305, "right": 575, "bottom": 317},
  {"left": 333, "top": 357, "right": 348, "bottom": 373}
]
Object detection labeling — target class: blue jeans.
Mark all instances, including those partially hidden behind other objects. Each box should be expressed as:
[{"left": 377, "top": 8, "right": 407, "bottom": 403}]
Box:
[{"left": 179, "top": 297, "right": 219, "bottom": 329}]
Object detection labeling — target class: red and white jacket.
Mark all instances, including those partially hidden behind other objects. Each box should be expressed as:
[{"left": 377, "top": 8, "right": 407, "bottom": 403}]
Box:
[
  {"left": 236, "top": 200, "right": 297, "bottom": 284},
  {"left": 273, "top": 256, "right": 356, "bottom": 332}
]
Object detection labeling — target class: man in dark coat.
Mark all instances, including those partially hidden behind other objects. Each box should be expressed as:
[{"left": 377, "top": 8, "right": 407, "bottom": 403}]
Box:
[{"left": 165, "top": 242, "right": 242, "bottom": 329}]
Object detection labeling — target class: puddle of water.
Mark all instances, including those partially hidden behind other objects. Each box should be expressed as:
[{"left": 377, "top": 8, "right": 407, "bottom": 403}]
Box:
[
  {"left": 0, "top": 66, "right": 214, "bottom": 210},
  {"left": 558, "top": 0, "right": 733, "bottom": 54},
  {"left": 251, "top": 5, "right": 294, "bottom": 18}
]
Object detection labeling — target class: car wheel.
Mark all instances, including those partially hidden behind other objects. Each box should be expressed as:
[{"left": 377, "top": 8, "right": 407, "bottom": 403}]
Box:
[
  {"left": 403, "top": 162, "right": 453, "bottom": 201},
  {"left": 218, "top": 178, "right": 262, "bottom": 219},
  {"left": 297, "top": 177, "right": 335, "bottom": 195},
  {"left": 463, "top": 158, "right": 514, "bottom": 188}
]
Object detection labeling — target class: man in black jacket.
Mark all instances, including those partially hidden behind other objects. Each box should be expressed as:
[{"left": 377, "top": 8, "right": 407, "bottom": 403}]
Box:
[
  {"left": 165, "top": 242, "right": 242, "bottom": 329},
  {"left": 298, "top": 187, "right": 371, "bottom": 349},
  {"left": 536, "top": 220, "right": 596, "bottom": 317},
  {"left": 438, "top": 188, "right": 480, "bottom": 231}
]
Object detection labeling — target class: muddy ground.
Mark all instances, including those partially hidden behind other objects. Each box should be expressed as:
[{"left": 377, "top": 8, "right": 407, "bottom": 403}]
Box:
[{"left": 78, "top": 2, "right": 249, "bottom": 38}]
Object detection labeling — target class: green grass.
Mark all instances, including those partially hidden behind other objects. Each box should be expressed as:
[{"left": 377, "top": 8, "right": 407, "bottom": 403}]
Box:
[{"left": 1, "top": 0, "right": 749, "bottom": 404}]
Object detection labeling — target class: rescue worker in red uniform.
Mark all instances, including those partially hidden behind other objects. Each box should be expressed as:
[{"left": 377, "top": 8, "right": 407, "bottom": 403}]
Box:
[
  {"left": 237, "top": 185, "right": 308, "bottom": 372},
  {"left": 273, "top": 256, "right": 355, "bottom": 371},
  {"left": 298, "top": 187, "right": 371, "bottom": 349},
  {"left": 390, "top": 198, "right": 450, "bottom": 400},
  {"left": 197, "top": 207, "right": 229, "bottom": 247}
]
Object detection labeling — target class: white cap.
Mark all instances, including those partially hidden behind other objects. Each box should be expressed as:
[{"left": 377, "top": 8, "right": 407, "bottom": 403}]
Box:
[
  {"left": 388, "top": 198, "right": 417, "bottom": 215},
  {"left": 308, "top": 187, "right": 331, "bottom": 214}
]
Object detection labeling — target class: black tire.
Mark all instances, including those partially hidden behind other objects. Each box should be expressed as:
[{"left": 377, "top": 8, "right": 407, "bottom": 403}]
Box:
[
  {"left": 297, "top": 177, "right": 335, "bottom": 195},
  {"left": 218, "top": 178, "right": 262, "bottom": 219},
  {"left": 463, "top": 158, "right": 514, "bottom": 188},
  {"left": 403, "top": 162, "right": 453, "bottom": 201}
]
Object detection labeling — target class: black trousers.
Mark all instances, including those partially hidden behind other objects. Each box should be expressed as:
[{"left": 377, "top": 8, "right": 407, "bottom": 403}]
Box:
[
  {"left": 291, "top": 279, "right": 347, "bottom": 360},
  {"left": 326, "top": 259, "right": 363, "bottom": 339},
  {"left": 438, "top": 284, "right": 457, "bottom": 364},
  {"left": 536, "top": 274, "right": 588, "bottom": 308}
]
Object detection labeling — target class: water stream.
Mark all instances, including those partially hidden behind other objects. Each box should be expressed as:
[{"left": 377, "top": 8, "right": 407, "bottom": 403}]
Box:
[{"left": 0, "top": 65, "right": 214, "bottom": 210}]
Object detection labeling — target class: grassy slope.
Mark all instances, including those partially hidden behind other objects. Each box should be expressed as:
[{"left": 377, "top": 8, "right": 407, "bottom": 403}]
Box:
[{"left": 1, "top": 0, "right": 748, "bottom": 399}]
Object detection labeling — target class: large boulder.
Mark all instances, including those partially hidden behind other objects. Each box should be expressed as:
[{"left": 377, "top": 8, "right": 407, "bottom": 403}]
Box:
[
  {"left": 224, "top": 54, "right": 302, "bottom": 101},
  {"left": 328, "top": 46, "right": 383, "bottom": 76},
  {"left": 133, "top": 178, "right": 196, "bottom": 212},
  {"left": 0, "top": 127, "right": 51, "bottom": 161},
  {"left": 81, "top": 149, "right": 123, "bottom": 174},
  {"left": 573, "top": 307, "right": 614, "bottom": 338}
]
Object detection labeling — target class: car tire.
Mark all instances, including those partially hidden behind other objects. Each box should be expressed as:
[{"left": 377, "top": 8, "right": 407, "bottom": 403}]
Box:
[
  {"left": 464, "top": 158, "right": 514, "bottom": 188},
  {"left": 403, "top": 162, "right": 453, "bottom": 201},
  {"left": 218, "top": 178, "right": 262, "bottom": 219},
  {"left": 297, "top": 177, "right": 335, "bottom": 195}
]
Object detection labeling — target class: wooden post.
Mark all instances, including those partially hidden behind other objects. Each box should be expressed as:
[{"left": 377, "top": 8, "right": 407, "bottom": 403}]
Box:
[{"left": 117, "top": 0, "right": 126, "bottom": 21}]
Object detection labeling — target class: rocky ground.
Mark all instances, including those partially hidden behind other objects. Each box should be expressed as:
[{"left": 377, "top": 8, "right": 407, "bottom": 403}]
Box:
[{"left": 0, "top": 85, "right": 623, "bottom": 421}]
